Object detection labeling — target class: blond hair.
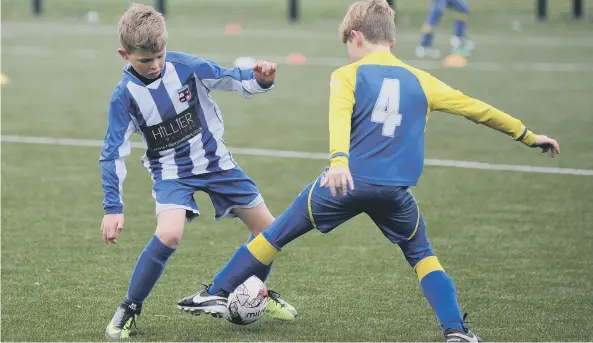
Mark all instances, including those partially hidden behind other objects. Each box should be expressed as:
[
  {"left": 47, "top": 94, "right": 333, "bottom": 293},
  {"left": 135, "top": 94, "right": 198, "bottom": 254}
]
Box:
[
  {"left": 118, "top": 3, "right": 168, "bottom": 53},
  {"left": 339, "top": 0, "right": 396, "bottom": 44}
]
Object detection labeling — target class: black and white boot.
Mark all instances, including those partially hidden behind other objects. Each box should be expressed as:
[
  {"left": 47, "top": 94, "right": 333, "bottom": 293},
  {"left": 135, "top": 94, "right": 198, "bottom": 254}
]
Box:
[
  {"left": 444, "top": 313, "right": 482, "bottom": 342},
  {"left": 177, "top": 286, "right": 228, "bottom": 318},
  {"left": 444, "top": 328, "right": 482, "bottom": 342}
]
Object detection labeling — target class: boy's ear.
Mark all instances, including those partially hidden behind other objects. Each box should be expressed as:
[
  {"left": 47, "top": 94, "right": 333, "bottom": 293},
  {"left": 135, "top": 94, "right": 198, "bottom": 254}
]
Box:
[
  {"left": 351, "top": 30, "right": 365, "bottom": 47},
  {"left": 118, "top": 48, "right": 130, "bottom": 60}
]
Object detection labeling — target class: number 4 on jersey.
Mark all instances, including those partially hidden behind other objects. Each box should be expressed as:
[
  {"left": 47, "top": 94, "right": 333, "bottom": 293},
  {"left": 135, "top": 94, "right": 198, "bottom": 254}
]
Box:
[{"left": 371, "top": 78, "right": 402, "bottom": 137}]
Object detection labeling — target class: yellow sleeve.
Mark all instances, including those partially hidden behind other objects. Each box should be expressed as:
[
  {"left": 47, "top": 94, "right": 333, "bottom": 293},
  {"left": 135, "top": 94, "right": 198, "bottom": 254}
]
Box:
[
  {"left": 423, "top": 74, "right": 536, "bottom": 146},
  {"left": 328, "top": 67, "right": 355, "bottom": 168}
]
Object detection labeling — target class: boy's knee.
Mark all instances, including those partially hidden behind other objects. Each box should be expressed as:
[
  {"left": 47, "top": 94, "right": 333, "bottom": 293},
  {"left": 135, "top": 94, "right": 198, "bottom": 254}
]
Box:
[
  {"left": 156, "top": 231, "right": 182, "bottom": 247},
  {"left": 398, "top": 221, "right": 433, "bottom": 267},
  {"left": 234, "top": 203, "right": 275, "bottom": 235},
  {"left": 403, "top": 247, "right": 434, "bottom": 268},
  {"left": 156, "top": 209, "right": 186, "bottom": 247}
]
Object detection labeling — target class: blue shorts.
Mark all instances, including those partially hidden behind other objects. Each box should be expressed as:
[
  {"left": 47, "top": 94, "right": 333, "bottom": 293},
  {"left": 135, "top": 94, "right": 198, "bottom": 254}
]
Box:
[
  {"left": 261, "top": 170, "right": 434, "bottom": 267},
  {"left": 151, "top": 167, "right": 263, "bottom": 222}
]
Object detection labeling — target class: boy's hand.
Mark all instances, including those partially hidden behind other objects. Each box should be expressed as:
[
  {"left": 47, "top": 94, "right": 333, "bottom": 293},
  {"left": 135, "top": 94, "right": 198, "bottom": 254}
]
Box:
[
  {"left": 253, "top": 60, "right": 277, "bottom": 86},
  {"left": 320, "top": 166, "right": 354, "bottom": 196},
  {"left": 101, "top": 213, "right": 124, "bottom": 247},
  {"left": 532, "top": 135, "right": 560, "bottom": 158}
]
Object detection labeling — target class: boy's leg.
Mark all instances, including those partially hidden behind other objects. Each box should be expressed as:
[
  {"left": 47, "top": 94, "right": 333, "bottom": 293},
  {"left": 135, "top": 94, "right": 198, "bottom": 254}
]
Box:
[
  {"left": 212, "top": 199, "right": 315, "bottom": 293},
  {"left": 398, "top": 220, "right": 465, "bottom": 333},
  {"left": 447, "top": 0, "right": 474, "bottom": 53},
  {"left": 209, "top": 170, "right": 355, "bottom": 292},
  {"left": 177, "top": 188, "right": 315, "bottom": 316},
  {"left": 194, "top": 166, "right": 299, "bottom": 319},
  {"left": 233, "top": 204, "right": 299, "bottom": 320},
  {"left": 234, "top": 201, "right": 275, "bottom": 235},
  {"left": 400, "top": 221, "right": 480, "bottom": 341},
  {"left": 234, "top": 203, "right": 275, "bottom": 282},
  {"left": 417, "top": 0, "right": 447, "bottom": 57},
  {"left": 106, "top": 180, "right": 198, "bottom": 339},
  {"left": 369, "top": 187, "right": 479, "bottom": 341},
  {"left": 201, "top": 167, "right": 275, "bottom": 285},
  {"left": 177, "top": 171, "right": 357, "bottom": 316},
  {"left": 125, "top": 209, "right": 185, "bottom": 305},
  {"left": 447, "top": 0, "right": 469, "bottom": 37}
]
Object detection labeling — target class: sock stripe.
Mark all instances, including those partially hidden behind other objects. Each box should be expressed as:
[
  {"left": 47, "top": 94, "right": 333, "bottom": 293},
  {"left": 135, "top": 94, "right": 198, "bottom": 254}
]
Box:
[
  {"left": 422, "top": 24, "right": 436, "bottom": 33},
  {"left": 247, "top": 234, "right": 278, "bottom": 265},
  {"left": 415, "top": 256, "right": 444, "bottom": 281}
]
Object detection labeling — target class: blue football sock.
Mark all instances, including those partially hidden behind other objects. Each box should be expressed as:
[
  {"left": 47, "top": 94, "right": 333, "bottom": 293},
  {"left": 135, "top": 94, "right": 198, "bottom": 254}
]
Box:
[
  {"left": 454, "top": 19, "right": 467, "bottom": 38},
  {"left": 421, "top": 270, "right": 464, "bottom": 331},
  {"left": 208, "top": 244, "right": 270, "bottom": 294},
  {"left": 125, "top": 235, "right": 176, "bottom": 307},
  {"left": 420, "top": 32, "right": 435, "bottom": 48},
  {"left": 420, "top": 4, "right": 443, "bottom": 47}
]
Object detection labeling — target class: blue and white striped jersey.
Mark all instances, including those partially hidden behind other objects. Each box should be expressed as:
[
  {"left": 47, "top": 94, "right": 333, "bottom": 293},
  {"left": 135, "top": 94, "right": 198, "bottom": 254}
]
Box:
[{"left": 99, "top": 51, "right": 272, "bottom": 214}]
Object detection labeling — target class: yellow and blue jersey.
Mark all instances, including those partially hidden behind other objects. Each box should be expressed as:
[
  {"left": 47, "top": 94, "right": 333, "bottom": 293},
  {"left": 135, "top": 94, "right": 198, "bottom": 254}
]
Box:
[{"left": 329, "top": 51, "right": 536, "bottom": 186}]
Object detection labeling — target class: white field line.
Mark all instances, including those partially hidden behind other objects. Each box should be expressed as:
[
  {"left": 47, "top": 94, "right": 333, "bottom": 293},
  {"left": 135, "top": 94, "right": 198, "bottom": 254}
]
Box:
[
  {"left": 1, "top": 135, "right": 592, "bottom": 176},
  {"left": 3, "top": 45, "right": 593, "bottom": 73}
]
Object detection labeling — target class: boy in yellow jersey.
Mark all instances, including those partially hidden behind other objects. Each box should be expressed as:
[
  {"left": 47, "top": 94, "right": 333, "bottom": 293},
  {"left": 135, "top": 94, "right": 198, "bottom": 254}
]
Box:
[{"left": 177, "top": 0, "right": 559, "bottom": 341}]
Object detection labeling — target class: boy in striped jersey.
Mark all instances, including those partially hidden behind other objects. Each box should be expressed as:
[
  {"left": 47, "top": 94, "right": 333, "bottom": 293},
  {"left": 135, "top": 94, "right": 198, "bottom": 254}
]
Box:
[{"left": 100, "top": 4, "right": 297, "bottom": 339}]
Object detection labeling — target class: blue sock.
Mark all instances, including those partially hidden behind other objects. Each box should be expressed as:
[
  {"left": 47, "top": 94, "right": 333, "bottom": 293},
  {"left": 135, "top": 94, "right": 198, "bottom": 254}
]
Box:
[
  {"left": 245, "top": 234, "right": 273, "bottom": 282},
  {"left": 420, "top": 32, "right": 435, "bottom": 48},
  {"left": 125, "top": 235, "right": 176, "bottom": 307},
  {"left": 208, "top": 244, "right": 270, "bottom": 294},
  {"left": 454, "top": 19, "right": 467, "bottom": 38},
  {"left": 420, "top": 270, "right": 464, "bottom": 332}
]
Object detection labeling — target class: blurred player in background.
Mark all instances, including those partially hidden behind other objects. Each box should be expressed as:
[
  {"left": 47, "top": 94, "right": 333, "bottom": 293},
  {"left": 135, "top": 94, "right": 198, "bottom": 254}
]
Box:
[
  {"left": 177, "top": 0, "right": 560, "bottom": 341},
  {"left": 416, "top": 0, "right": 474, "bottom": 58},
  {"left": 100, "top": 4, "right": 297, "bottom": 340}
]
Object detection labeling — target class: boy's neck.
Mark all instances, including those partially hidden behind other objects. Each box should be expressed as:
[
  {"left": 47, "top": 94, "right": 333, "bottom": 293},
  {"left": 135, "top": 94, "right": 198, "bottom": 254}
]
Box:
[
  {"left": 361, "top": 43, "right": 392, "bottom": 59},
  {"left": 128, "top": 66, "right": 160, "bottom": 85}
]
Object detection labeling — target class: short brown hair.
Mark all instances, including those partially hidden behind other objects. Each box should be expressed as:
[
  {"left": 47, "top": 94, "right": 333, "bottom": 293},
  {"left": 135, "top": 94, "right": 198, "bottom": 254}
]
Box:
[
  {"left": 339, "top": 0, "right": 396, "bottom": 44},
  {"left": 118, "top": 3, "right": 168, "bottom": 53}
]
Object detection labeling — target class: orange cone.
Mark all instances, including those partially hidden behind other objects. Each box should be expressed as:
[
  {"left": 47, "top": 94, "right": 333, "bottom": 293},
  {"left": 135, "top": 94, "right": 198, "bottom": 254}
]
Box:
[
  {"left": 285, "top": 53, "right": 306, "bottom": 65},
  {"left": 225, "top": 23, "right": 243, "bottom": 35},
  {"left": 443, "top": 54, "right": 467, "bottom": 68}
]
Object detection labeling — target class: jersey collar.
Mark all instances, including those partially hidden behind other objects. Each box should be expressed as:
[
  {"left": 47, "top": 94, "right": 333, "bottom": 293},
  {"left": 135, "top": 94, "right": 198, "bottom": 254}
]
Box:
[{"left": 122, "top": 62, "right": 168, "bottom": 89}]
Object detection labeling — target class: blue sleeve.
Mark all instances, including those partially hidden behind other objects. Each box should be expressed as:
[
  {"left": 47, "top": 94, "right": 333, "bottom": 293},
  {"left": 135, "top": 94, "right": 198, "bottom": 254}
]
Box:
[
  {"left": 192, "top": 57, "right": 274, "bottom": 97},
  {"left": 99, "top": 88, "right": 136, "bottom": 214}
]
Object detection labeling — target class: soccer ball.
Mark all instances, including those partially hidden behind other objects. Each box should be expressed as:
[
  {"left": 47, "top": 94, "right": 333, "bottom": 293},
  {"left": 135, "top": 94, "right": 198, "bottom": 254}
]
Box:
[{"left": 224, "top": 276, "right": 268, "bottom": 325}]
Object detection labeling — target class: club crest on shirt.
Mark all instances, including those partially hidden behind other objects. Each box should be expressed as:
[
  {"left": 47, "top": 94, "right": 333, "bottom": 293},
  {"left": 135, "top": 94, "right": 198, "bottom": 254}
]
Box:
[{"left": 177, "top": 85, "right": 191, "bottom": 102}]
